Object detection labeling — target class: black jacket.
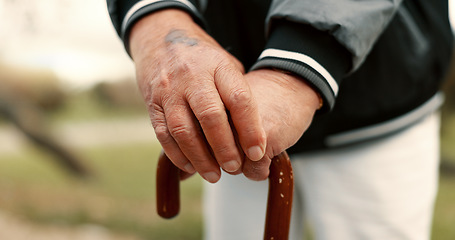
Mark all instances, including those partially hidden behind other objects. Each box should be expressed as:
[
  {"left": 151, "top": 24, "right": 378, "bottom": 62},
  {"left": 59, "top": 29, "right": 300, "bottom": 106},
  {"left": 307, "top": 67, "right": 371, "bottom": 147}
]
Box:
[{"left": 107, "top": 0, "right": 453, "bottom": 153}]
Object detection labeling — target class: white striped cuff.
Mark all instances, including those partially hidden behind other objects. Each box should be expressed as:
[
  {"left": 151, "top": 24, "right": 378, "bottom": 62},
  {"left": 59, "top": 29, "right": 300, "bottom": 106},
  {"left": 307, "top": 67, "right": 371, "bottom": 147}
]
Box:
[
  {"left": 257, "top": 48, "right": 339, "bottom": 96},
  {"left": 121, "top": 0, "right": 198, "bottom": 36}
]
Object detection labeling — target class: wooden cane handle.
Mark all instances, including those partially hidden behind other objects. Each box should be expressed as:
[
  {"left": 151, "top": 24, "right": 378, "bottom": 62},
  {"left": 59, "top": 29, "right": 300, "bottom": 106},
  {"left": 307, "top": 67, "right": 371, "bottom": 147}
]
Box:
[
  {"left": 156, "top": 151, "right": 180, "bottom": 218},
  {"left": 264, "top": 151, "right": 293, "bottom": 240},
  {"left": 156, "top": 151, "right": 294, "bottom": 240}
]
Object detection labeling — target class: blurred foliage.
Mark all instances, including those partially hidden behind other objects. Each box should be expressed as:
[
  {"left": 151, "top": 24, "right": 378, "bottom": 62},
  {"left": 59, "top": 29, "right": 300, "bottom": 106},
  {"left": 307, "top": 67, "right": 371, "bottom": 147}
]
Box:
[
  {"left": 92, "top": 81, "right": 144, "bottom": 110},
  {"left": 0, "top": 63, "right": 66, "bottom": 111}
]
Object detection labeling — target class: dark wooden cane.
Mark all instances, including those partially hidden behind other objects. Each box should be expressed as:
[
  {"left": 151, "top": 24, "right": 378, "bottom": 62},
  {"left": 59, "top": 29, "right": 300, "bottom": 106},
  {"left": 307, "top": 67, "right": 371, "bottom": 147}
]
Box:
[
  {"left": 156, "top": 151, "right": 180, "bottom": 219},
  {"left": 264, "top": 151, "right": 293, "bottom": 240},
  {"left": 156, "top": 151, "right": 294, "bottom": 240}
]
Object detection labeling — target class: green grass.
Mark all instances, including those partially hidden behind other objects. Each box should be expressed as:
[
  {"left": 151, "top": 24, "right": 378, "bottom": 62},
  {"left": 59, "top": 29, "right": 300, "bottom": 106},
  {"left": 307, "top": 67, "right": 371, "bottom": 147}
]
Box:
[
  {"left": 0, "top": 142, "right": 203, "bottom": 240},
  {"left": 432, "top": 176, "right": 455, "bottom": 239},
  {"left": 433, "top": 112, "right": 455, "bottom": 239}
]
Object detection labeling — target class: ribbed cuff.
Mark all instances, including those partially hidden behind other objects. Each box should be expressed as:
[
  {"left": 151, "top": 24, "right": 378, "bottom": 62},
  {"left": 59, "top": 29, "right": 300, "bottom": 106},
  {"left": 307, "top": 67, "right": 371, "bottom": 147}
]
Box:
[{"left": 251, "top": 21, "right": 351, "bottom": 112}]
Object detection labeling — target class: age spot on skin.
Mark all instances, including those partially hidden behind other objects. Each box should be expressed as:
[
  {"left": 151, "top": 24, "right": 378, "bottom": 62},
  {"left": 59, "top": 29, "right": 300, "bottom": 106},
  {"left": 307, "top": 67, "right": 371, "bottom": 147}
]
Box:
[{"left": 165, "top": 29, "right": 199, "bottom": 46}]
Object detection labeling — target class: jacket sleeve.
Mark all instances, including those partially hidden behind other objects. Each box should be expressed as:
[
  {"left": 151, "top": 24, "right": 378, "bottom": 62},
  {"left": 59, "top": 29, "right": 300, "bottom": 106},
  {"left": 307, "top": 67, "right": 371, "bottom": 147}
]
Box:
[
  {"left": 106, "top": 0, "right": 205, "bottom": 54},
  {"left": 250, "top": 0, "right": 404, "bottom": 112}
]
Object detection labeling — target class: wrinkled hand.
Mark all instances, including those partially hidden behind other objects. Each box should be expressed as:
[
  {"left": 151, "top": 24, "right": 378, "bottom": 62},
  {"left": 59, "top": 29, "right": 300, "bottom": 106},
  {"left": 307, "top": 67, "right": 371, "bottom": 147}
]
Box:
[
  {"left": 129, "top": 10, "right": 266, "bottom": 183},
  {"left": 241, "top": 69, "right": 320, "bottom": 180}
]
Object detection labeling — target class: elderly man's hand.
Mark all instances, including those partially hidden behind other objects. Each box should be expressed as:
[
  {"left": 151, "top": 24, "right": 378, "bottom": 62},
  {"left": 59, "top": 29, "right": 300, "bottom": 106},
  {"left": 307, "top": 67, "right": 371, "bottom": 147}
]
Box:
[
  {"left": 241, "top": 69, "right": 320, "bottom": 180},
  {"left": 129, "top": 9, "right": 266, "bottom": 183}
]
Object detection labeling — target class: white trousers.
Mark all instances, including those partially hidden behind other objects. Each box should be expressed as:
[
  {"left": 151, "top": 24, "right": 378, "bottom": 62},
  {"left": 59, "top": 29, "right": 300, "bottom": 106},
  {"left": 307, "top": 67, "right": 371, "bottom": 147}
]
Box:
[{"left": 203, "top": 113, "right": 440, "bottom": 240}]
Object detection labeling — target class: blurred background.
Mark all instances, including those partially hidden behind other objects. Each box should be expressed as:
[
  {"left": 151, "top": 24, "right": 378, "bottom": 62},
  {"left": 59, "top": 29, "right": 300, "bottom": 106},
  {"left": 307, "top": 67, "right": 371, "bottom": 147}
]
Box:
[{"left": 0, "top": 0, "right": 454, "bottom": 239}]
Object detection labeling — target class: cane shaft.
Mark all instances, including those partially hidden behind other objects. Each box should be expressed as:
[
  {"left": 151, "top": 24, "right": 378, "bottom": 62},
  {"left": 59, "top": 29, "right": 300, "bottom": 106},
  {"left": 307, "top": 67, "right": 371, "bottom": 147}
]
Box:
[
  {"left": 264, "top": 151, "right": 293, "bottom": 240},
  {"left": 156, "top": 151, "right": 180, "bottom": 218}
]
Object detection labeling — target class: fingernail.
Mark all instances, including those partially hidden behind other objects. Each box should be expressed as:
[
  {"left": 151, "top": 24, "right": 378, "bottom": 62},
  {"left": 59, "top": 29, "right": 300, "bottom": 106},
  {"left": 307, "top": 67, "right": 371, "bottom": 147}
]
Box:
[
  {"left": 247, "top": 146, "right": 264, "bottom": 161},
  {"left": 223, "top": 160, "right": 240, "bottom": 172},
  {"left": 202, "top": 172, "right": 220, "bottom": 183},
  {"left": 184, "top": 163, "right": 195, "bottom": 173}
]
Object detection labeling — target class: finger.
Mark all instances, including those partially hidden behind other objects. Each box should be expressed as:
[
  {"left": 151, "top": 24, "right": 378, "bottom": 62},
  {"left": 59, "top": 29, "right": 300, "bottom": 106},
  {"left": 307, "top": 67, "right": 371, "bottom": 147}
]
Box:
[
  {"left": 215, "top": 67, "right": 267, "bottom": 161},
  {"left": 242, "top": 156, "right": 271, "bottom": 181},
  {"left": 150, "top": 103, "right": 196, "bottom": 174},
  {"left": 164, "top": 102, "right": 222, "bottom": 183},
  {"left": 224, "top": 118, "right": 244, "bottom": 176},
  {"left": 186, "top": 82, "right": 243, "bottom": 173}
]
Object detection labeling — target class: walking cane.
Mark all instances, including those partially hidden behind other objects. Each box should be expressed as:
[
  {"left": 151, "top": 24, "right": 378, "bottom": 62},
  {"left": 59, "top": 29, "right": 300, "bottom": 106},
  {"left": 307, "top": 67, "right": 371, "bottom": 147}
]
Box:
[{"left": 156, "top": 151, "right": 293, "bottom": 240}]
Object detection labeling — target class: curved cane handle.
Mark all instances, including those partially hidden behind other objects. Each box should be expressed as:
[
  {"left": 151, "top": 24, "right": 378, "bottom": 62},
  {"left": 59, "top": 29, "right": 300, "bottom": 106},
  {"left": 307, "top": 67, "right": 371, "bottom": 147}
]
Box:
[
  {"left": 264, "top": 151, "right": 293, "bottom": 240},
  {"left": 156, "top": 151, "right": 294, "bottom": 240},
  {"left": 156, "top": 151, "right": 180, "bottom": 218}
]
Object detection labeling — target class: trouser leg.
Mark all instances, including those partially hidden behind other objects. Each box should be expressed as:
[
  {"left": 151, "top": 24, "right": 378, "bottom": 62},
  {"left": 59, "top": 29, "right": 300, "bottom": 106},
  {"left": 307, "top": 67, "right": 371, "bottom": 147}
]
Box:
[
  {"left": 292, "top": 113, "right": 440, "bottom": 240},
  {"left": 203, "top": 173, "right": 268, "bottom": 240}
]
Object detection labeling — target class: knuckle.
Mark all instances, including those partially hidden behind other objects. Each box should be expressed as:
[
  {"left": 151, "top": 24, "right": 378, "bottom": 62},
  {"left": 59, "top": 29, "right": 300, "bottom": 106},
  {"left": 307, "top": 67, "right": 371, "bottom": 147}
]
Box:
[
  {"left": 153, "top": 125, "right": 172, "bottom": 144},
  {"left": 172, "top": 62, "right": 192, "bottom": 78},
  {"left": 168, "top": 123, "right": 192, "bottom": 141},
  {"left": 216, "top": 145, "right": 235, "bottom": 156},
  {"left": 197, "top": 104, "right": 225, "bottom": 126},
  {"left": 214, "top": 145, "right": 239, "bottom": 161},
  {"left": 229, "top": 87, "right": 251, "bottom": 106},
  {"left": 148, "top": 101, "right": 164, "bottom": 116},
  {"left": 150, "top": 105, "right": 172, "bottom": 144}
]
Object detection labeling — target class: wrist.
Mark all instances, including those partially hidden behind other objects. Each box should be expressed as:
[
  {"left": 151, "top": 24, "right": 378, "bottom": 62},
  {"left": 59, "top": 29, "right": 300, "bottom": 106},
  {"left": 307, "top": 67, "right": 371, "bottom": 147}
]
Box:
[
  {"left": 129, "top": 9, "right": 197, "bottom": 61},
  {"left": 270, "top": 68, "right": 323, "bottom": 110},
  {"left": 266, "top": 68, "right": 323, "bottom": 111}
]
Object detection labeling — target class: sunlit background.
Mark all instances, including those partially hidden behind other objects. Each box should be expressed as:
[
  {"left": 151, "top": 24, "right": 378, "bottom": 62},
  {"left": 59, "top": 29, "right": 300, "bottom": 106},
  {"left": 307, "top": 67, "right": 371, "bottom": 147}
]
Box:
[
  {"left": 0, "top": 0, "right": 455, "bottom": 239},
  {"left": 0, "top": 0, "right": 134, "bottom": 89}
]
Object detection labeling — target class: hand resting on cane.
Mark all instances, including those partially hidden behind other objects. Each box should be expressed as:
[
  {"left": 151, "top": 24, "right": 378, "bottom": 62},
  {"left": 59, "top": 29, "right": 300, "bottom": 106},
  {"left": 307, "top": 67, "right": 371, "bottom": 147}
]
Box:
[{"left": 129, "top": 9, "right": 321, "bottom": 182}]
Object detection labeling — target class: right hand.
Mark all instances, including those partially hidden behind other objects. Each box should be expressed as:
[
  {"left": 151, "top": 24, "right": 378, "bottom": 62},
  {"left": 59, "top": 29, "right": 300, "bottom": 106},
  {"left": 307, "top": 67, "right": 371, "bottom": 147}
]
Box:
[{"left": 129, "top": 9, "right": 266, "bottom": 183}]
